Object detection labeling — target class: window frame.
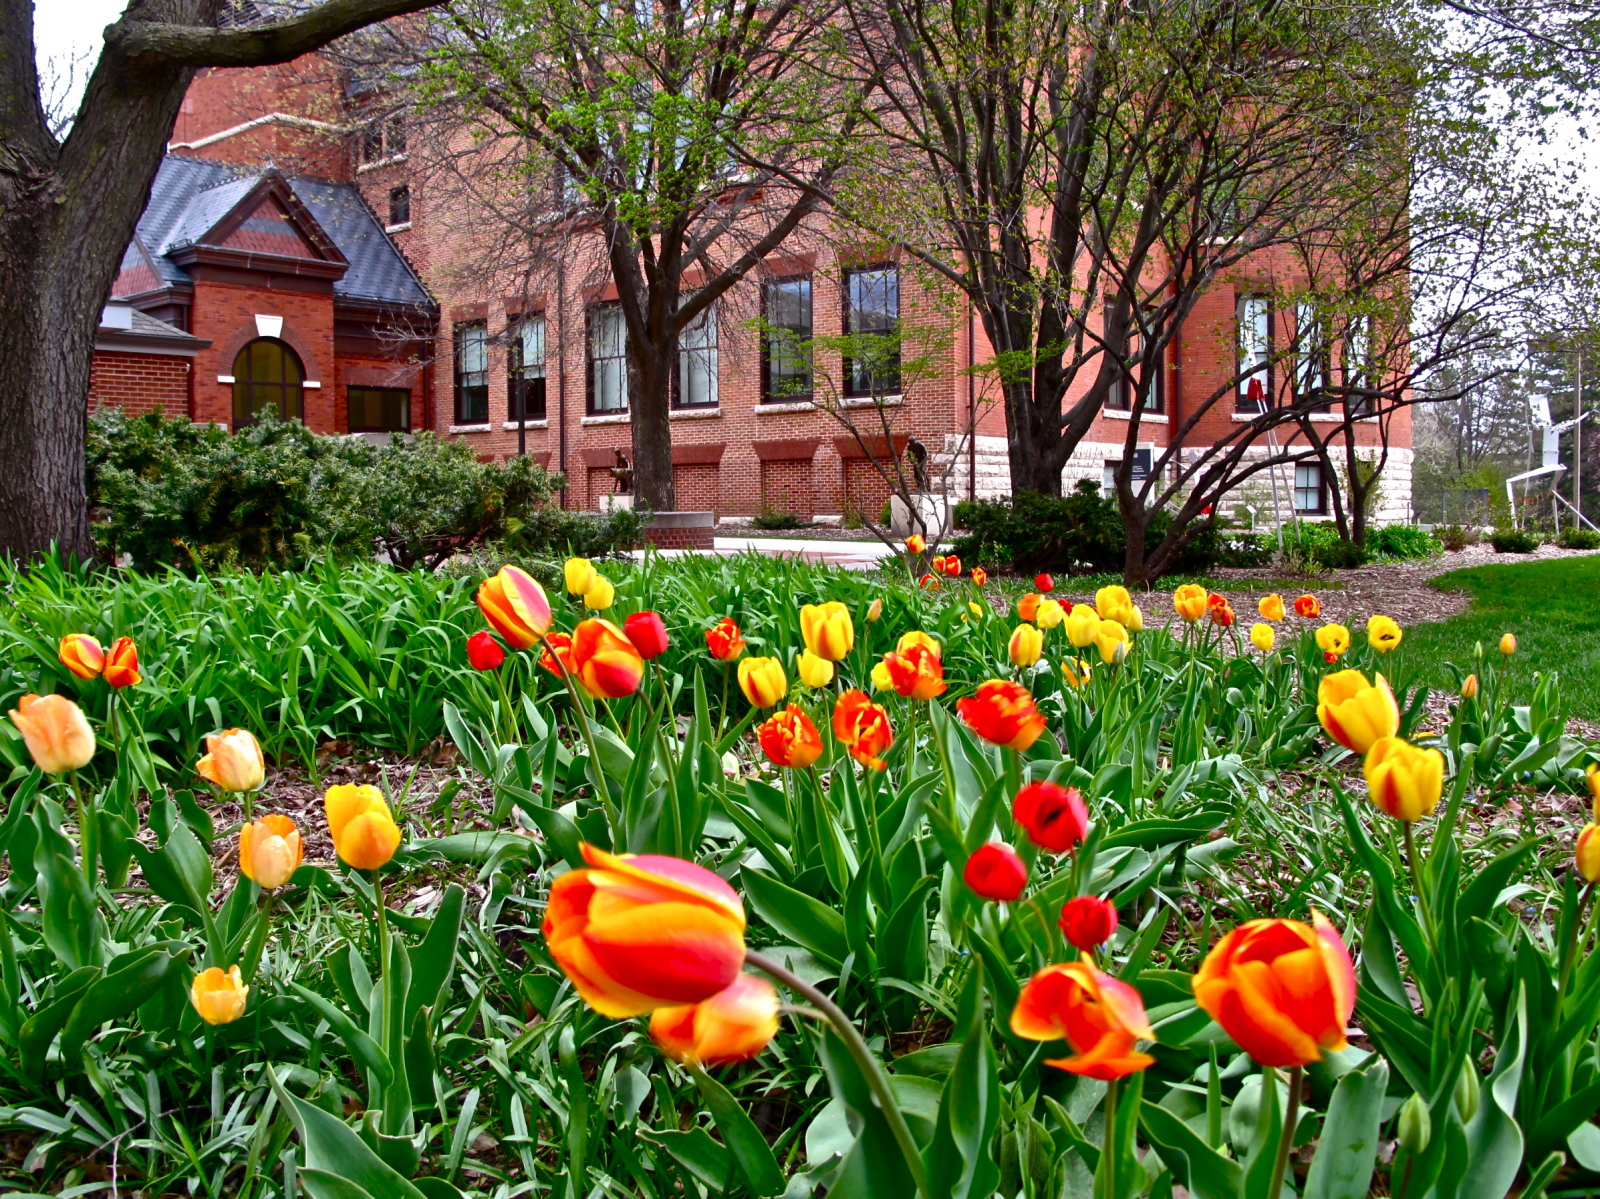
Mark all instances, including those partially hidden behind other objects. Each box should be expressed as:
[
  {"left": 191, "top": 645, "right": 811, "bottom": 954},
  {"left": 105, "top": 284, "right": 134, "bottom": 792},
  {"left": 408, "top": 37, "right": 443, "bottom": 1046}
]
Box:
[
  {"left": 672, "top": 298, "right": 719, "bottom": 409},
  {"left": 231, "top": 337, "right": 304, "bottom": 429},
  {"left": 346, "top": 385, "right": 411, "bottom": 433},
  {"left": 1293, "top": 461, "right": 1327, "bottom": 514},
  {"left": 387, "top": 185, "right": 410, "bottom": 227},
  {"left": 509, "top": 314, "right": 548, "bottom": 423},
  {"left": 760, "top": 274, "right": 814, "bottom": 403},
  {"left": 843, "top": 263, "right": 901, "bottom": 398},
  {"left": 1104, "top": 304, "right": 1164, "bottom": 414},
  {"left": 453, "top": 321, "right": 490, "bottom": 426},
  {"left": 1343, "top": 315, "right": 1374, "bottom": 418},
  {"left": 1294, "top": 301, "right": 1331, "bottom": 413},
  {"left": 587, "top": 302, "right": 629, "bottom": 414},
  {"left": 1236, "top": 294, "right": 1273, "bottom": 414}
]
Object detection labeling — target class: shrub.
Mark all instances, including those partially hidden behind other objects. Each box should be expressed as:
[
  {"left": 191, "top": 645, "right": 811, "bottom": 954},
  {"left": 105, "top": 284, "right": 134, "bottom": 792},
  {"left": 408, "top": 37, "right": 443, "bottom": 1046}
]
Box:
[
  {"left": 87, "top": 410, "right": 640, "bottom": 572},
  {"left": 752, "top": 507, "right": 811, "bottom": 531},
  {"left": 1282, "top": 521, "right": 1369, "bottom": 570},
  {"left": 1490, "top": 527, "right": 1541, "bottom": 553},
  {"left": 1435, "top": 523, "right": 1480, "bottom": 551},
  {"left": 1558, "top": 526, "right": 1600, "bottom": 549},
  {"left": 1367, "top": 524, "right": 1443, "bottom": 561}
]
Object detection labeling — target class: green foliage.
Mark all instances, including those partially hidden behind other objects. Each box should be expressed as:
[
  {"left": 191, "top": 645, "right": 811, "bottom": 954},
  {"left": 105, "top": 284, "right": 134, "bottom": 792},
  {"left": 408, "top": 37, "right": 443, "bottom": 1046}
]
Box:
[
  {"left": 1557, "top": 526, "right": 1600, "bottom": 549},
  {"left": 86, "top": 411, "right": 638, "bottom": 573},
  {"left": 752, "top": 505, "right": 810, "bottom": 530},
  {"left": 953, "top": 481, "right": 1271, "bottom": 575},
  {"left": 1435, "top": 523, "right": 1480, "bottom": 551},
  {"left": 1281, "top": 521, "right": 1369, "bottom": 570},
  {"left": 1490, "top": 526, "right": 1541, "bottom": 553},
  {"left": 1367, "top": 524, "right": 1443, "bottom": 560}
]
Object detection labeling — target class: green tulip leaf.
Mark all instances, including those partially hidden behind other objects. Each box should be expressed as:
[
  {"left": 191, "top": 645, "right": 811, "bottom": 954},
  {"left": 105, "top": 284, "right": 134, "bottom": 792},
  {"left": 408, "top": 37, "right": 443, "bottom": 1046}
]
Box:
[
  {"left": 1304, "top": 1057, "right": 1388, "bottom": 1199},
  {"left": 741, "top": 866, "right": 848, "bottom": 965},
  {"left": 692, "top": 1066, "right": 786, "bottom": 1196}
]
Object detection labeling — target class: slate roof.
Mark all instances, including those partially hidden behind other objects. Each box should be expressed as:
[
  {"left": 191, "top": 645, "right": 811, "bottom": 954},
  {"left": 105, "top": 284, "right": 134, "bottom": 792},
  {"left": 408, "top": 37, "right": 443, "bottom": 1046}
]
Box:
[{"left": 118, "top": 155, "right": 433, "bottom": 311}]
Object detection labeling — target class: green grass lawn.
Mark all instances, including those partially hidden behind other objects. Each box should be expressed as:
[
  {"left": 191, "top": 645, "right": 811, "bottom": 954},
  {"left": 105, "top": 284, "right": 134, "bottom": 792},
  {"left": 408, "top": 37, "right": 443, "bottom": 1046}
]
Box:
[{"left": 1404, "top": 554, "right": 1600, "bottom": 720}]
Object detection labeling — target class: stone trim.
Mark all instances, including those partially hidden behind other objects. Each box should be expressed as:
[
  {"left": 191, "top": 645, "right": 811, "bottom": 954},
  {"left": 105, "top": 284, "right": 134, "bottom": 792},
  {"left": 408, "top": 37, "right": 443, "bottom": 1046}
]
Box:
[
  {"left": 672, "top": 443, "right": 725, "bottom": 465},
  {"left": 753, "top": 438, "right": 821, "bottom": 462}
]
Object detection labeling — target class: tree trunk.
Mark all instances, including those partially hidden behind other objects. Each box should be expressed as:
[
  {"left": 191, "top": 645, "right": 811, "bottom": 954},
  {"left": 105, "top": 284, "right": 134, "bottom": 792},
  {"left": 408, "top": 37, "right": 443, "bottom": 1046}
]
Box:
[{"left": 628, "top": 349, "right": 676, "bottom": 512}]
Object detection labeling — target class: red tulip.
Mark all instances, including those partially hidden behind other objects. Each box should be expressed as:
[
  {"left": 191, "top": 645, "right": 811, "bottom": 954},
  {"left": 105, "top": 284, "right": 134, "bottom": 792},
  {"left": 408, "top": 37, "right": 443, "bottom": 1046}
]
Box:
[
  {"left": 919, "top": 573, "right": 940, "bottom": 590},
  {"left": 957, "top": 679, "right": 1048, "bottom": 751},
  {"left": 1060, "top": 896, "right": 1118, "bottom": 951},
  {"left": 833, "top": 689, "right": 893, "bottom": 770},
  {"left": 103, "top": 636, "right": 142, "bottom": 688},
  {"left": 625, "top": 611, "right": 670, "bottom": 659},
  {"left": 1012, "top": 781, "right": 1088, "bottom": 853},
  {"left": 1035, "top": 574, "right": 1054, "bottom": 593},
  {"left": 941, "top": 555, "right": 962, "bottom": 577},
  {"left": 467, "top": 631, "right": 506, "bottom": 671},
  {"left": 539, "top": 632, "right": 575, "bottom": 678},
  {"left": 964, "top": 842, "right": 1028, "bottom": 901}
]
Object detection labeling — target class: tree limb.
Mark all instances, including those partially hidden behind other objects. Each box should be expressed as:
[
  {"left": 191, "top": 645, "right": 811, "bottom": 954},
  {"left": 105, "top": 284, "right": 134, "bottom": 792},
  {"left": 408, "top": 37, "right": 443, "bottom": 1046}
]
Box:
[{"left": 106, "top": 0, "right": 445, "bottom": 69}]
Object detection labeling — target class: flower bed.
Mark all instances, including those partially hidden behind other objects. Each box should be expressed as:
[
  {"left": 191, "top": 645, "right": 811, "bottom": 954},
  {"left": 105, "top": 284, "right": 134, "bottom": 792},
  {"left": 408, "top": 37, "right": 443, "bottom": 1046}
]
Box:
[{"left": 2, "top": 548, "right": 1598, "bottom": 1198}]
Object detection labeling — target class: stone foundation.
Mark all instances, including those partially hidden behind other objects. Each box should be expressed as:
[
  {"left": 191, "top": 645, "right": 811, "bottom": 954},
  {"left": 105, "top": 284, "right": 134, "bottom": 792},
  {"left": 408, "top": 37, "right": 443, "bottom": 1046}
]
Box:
[{"left": 643, "top": 510, "right": 716, "bottom": 550}]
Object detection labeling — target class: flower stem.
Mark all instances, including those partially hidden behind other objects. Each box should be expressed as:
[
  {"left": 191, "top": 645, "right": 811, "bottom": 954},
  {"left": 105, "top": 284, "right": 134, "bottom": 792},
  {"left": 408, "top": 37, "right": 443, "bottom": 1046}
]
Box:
[
  {"left": 745, "top": 950, "right": 929, "bottom": 1199},
  {"left": 241, "top": 891, "right": 275, "bottom": 982},
  {"left": 547, "top": 642, "right": 622, "bottom": 835},
  {"left": 1555, "top": 882, "right": 1595, "bottom": 1017},
  {"left": 1103, "top": 1076, "right": 1119, "bottom": 1198},
  {"left": 492, "top": 664, "right": 517, "bottom": 747},
  {"left": 69, "top": 770, "right": 97, "bottom": 887},
  {"left": 1267, "top": 1065, "right": 1303, "bottom": 1199},
  {"left": 1402, "top": 822, "right": 1439, "bottom": 950},
  {"left": 373, "top": 870, "right": 390, "bottom": 1039}
]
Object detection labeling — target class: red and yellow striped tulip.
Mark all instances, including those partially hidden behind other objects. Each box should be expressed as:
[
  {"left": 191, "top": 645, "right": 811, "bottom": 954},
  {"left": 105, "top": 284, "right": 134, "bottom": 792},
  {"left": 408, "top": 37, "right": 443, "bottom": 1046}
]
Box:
[{"left": 477, "top": 566, "right": 553, "bottom": 650}]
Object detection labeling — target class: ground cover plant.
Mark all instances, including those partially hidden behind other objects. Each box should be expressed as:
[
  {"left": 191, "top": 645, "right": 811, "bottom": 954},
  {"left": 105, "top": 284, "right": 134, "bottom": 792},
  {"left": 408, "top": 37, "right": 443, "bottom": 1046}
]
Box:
[{"left": 2, "top": 548, "right": 1599, "bottom": 1198}]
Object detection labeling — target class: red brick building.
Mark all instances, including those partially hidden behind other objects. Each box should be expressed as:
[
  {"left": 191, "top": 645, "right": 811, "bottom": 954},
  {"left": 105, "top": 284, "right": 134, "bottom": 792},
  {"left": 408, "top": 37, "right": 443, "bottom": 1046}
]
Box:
[{"left": 97, "top": 59, "right": 1412, "bottom": 528}]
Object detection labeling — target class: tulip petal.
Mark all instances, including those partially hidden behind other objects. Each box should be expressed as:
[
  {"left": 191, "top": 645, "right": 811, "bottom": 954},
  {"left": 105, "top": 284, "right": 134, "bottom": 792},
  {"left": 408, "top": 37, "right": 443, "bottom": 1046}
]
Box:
[{"left": 581, "top": 902, "right": 746, "bottom": 1007}]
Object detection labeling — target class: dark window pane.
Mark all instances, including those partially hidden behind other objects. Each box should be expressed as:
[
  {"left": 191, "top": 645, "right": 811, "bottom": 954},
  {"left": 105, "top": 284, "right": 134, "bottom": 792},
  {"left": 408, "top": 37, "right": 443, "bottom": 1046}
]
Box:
[
  {"left": 844, "top": 266, "right": 899, "bottom": 397},
  {"left": 763, "top": 277, "right": 812, "bottom": 401},
  {"left": 349, "top": 387, "right": 410, "bottom": 432},
  {"left": 388, "top": 186, "right": 410, "bottom": 226},
  {"left": 231, "top": 338, "right": 304, "bottom": 427},
  {"left": 455, "top": 322, "right": 490, "bottom": 424}
]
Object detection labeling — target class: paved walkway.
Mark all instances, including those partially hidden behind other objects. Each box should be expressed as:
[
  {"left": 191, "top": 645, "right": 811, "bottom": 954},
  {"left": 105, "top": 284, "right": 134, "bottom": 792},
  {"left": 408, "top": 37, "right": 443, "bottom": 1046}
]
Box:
[{"left": 636, "top": 536, "right": 902, "bottom": 569}]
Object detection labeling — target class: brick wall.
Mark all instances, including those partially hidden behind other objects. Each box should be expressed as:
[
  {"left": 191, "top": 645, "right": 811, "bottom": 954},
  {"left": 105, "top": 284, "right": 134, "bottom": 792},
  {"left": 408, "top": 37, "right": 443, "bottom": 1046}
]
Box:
[
  {"left": 759, "top": 458, "right": 815, "bottom": 516},
  {"left": 672, "top": 463, "right": 720, "bottom": 515},
  {"left": 88, "top": 351, "right": 191, "bottom": 418},
  {"left": 189, "top": 281, "right": 338, "bottom": 431}
]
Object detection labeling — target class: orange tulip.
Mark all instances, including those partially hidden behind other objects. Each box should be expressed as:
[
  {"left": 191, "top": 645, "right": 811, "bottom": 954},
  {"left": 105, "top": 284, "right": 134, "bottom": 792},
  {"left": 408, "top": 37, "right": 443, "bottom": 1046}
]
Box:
[
  {"left": 957, "top": 679, "right": 1047, "bottom": 751},
  {"left": 477, "top": 565, "right": 553, "bottom": 651},
  {"left": 1173, "top": 584, "right": 1208, "bottom": 622},
  {"left": 543, "top": 843, "right": 747, "bottom": 1018},
  {"left": 197, "top": 728, "right": 265, "bottom": 793},
  {"left": 1194, "top": 912, "right": 1356, "bottom": 1068},
  {"left": 1294, "top": 594, "right": 1321, "bottom": 618},
  {"left": 1010, "top": 962, "right": 1155, "bottom": 1079},
  {"left": 706, "top": 617, "right": 746, "bottom": 661},
  {"left": 1576, "top": 824, "right": 1600, "bottom": 883},
  {"left": 1258, "top": 593, "right": 1287, "bottom": 622},
  {"left": 58, "top": 634, "right": 105, "bottom": 680},
  {"left": 1317, "top": 670, "right": 1399, "bottom": 754},
  {"left": 571, "top": 618, "right": 645, "bottom": 698},
  {"left": 1017, "top": 593, "right": 1043, "bottom": 622},
  {"left": 650, "top": 974, "right": 780, "bottom": 1067},
  {"left": 905, "top": 534, "right": 926, "bottom": 555},
  {"left": 324, "top": 783, "right": 402, "bottom": 871},
  {"left": 9, "top": 693, "right": 96, "bottom": 774},
  {"left": 881, "top": 643, "right": 947, "bottom": 700},
  {"left": 971, "top": 568, "right": 988, "bottom": 586},
  {"left": 239, "top": 814, "right": 304, "bottom": 888},
  {"left": 833, "top": 689, "right": 893, "bottom": 769},
  {"left": 102, "top": 637, "right": 141, "bottom": 688},
  {"left": 758, "top": 706, "right": 823, "bottom": 769}
]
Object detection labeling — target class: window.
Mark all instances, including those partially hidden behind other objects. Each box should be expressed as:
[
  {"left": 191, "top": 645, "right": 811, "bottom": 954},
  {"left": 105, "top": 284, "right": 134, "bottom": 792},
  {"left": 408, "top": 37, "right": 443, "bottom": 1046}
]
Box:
[
  {"left": 348, "top": 386, "right": 410, "bottom": 432},
  {"left": 1343, "top": 316, "right": 1373, "bottom": 417},
  {"left": 1294, "top": 462, "right": 1325, "bottom": 513},
  {"left": 510, "top": 316, "right": 547, "bottom": 422},
  {"left": 231, "top": 338, "right": 303, "bottom": 428},
  {"left": 360, "top": 117, "right": 406, "bottom": 163},
  {"left": 675, "top": 301, "right": 718, "bottom": 408},
  {"left": 360, "top": 124, "right": 384, "bottom": 163},
  {"left": 844, "top": 264, "right": 899, "bottom": 397},
  {"left": 387, "top": 186, "right": 410, "bottom": 228},
  {"left": 454, "top": 322, "right": 489, "bottom": 425},
  {"left": 589, "top": 304, "right": 628, "bottom": 412},
  {"left": 1294, "top": 301, "right": 1330, "bottom": 412},
  {"left": 1105, "top": 306, "right": 1163, "bottom": 413},
  {"left": 1236, "top": 295, "right": 1271, "bottom": 414},
  {"left": 761, "top": 276, "right": 813, "bottom": 402},
  {"left": 386, "top": 117, "right": 407, "bottom": 157}
]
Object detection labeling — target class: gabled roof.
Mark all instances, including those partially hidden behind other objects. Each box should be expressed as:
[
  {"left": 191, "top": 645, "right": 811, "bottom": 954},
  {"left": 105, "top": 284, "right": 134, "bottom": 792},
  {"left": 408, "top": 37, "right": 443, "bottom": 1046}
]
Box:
[
  {"left": 96, "top": 301, "right": 212, "bottom": 357},
  {"left": 115, "top": 155, "right": 433, "bottom": 312}
]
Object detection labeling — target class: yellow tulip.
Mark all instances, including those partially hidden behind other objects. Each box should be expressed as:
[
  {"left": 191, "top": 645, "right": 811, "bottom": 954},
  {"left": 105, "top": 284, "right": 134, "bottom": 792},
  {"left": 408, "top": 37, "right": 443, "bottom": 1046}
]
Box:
[
  {"left": 1124, "top": 604, "right": 1144, "bottom": 633},
  {"left": 1499, "top": 633, "right": 1516, "bottom": 656},
  {"left": 1587, "top": 763, "right": 1599, "bottom": 822},
  {"left": 797, "top": 650, "right": 835, "bottom": 688},
  {"left": 897, "top": 631, "right": 942, "bottom": 658},
  {"left": 1060, "top": 659, "right": 1091, "bottom": 688},
  {"left": 1577, "top": 824, "right": 1600, "bottom": 883},
  {"left": 197, "top": 728, "right": 265, "bottom": 793},
  {"left": 1036, "top": 599, "right": 1066, "bottom": 629},
  {"left": 1367, "top": 614, "right": 1403, "bottom": 653},
  {"left": 239, "top": 814, "right": 303, "bottom": 889},
  {"left": 799, "top": 602, "right": 854, "bottom": 661},
  {"left": 738, "top": 657, "right": 787, "bottom": 708},
  {"left": 1094, "top": 620, "right": 1130, "bottom": 664},
  {"left": 871, "top": 661, "right": 894, "bottom": 691},
  {"left": 867, "top": 598, "right": 884, "bottom": 622},
  {"left": 1095, "top": 586, "right": 1134, "bottom": 624},
  {"left": 1174, "top": 584, "right": 1208, "bottom": 622},
  {"left": 1460, "top": 673, "right": 1479, "bottom": 700},
  {"left": 1315, "top": 624, "right": 1352, "bottom": 658},
  {"left": 1258, "top": 593, "right": 1286, "bottom": 622},
  {"left": 1364, "top": 736, "right": 1444, "bottom": 822},
  {"left": 1250, "top": 623, "right": 1275, "bottom": 653},
  {"left": 565, "top": 557, "right": 598, "bottom": 596},
  {"left": 1065, "top": 605, "right": 1101, "bottom": 649},
  {"left": 8, "top": 693, "right": 95, "bottom": 775},
  {"left": 1317, "top": 670, "right": 1400, "bottom": 754},
  {"left": 191, "top": 965, "right": 249, "bottom": 1025},
  {"left": 325, "top": 784, "right": 402, "bottom": 871},
  {"left": 1009, "top": 624, "right": 1044, "bottom": 668},
  {"left": 969, "top": 601, "right": 984, "bottom": 617},
  {"left": 583, "top": 576, "right": 616, "bottom": 610}
]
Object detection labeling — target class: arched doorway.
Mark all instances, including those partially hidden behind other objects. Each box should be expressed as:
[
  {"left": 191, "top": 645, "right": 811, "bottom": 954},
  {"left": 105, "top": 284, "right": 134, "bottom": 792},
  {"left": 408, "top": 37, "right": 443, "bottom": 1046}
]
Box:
[{"left": 232, "top": 338, "right": 304, "bottom": 427}]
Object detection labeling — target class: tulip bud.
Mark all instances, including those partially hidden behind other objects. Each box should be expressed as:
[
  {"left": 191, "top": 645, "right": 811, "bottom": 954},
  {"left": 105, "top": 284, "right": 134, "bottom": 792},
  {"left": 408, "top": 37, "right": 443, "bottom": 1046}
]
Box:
[
  {"left": 1460, "top": 673, "right": 1479, "bottom": 699},
  {"left": 1060, "top": 895, "right": 1118, "bottom": 952},
  {"left": 58, "top": 633, "right": 106, "bottom": 680},
  {"left": 971, "top": 568, "right": 988, "bottom": 586},
  {"left": 1035, "top": 573, "right": 1054, "bottom": 593},
  {"left": 9, "top": 693, "right": 96, "bottom": 774},
  {"left": 191, "top": 965, "right": 249, "bottom": 1025},
  {"left": 738, "top": 656, "right": 787, "bottom": 708},
  {"left": 1454, "top": 1061, "right": 1481, "bottom": 1122},
  {"left": 1397, "top": 1093, "right": 1431, "bottom": 1155},
  {"left": 467, "top": 630, "right": 507, "bottom": 671},
  {"left": 1008, "top": 624, "right": 1044, "bottom": 668},
  {"left": 905, "top": 534, "right": 926, "bottom": 555},
  {"left": 867, "top": 598, "right": 883, "bottom": 622},
  {"left": 624, "top": 611, "right": 670, "bottom": 659},
  {"left": 964, "top": 842, "right": 1028, "bottom": 902},
  {"left": 584, "top": 576, "right": 616, "bottom": 611},
  {"left": 565, "top": 557, "right": 598, "bottom": 596},
  {"left": 1499, "top": 632, "right": 1516, "bottom": 656},
  {"left": 1250, "top": 623, "right": 1275, "bottom": 653},
  {"left": 197, "top": 728, "right": 265, "bottom": 793}
]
